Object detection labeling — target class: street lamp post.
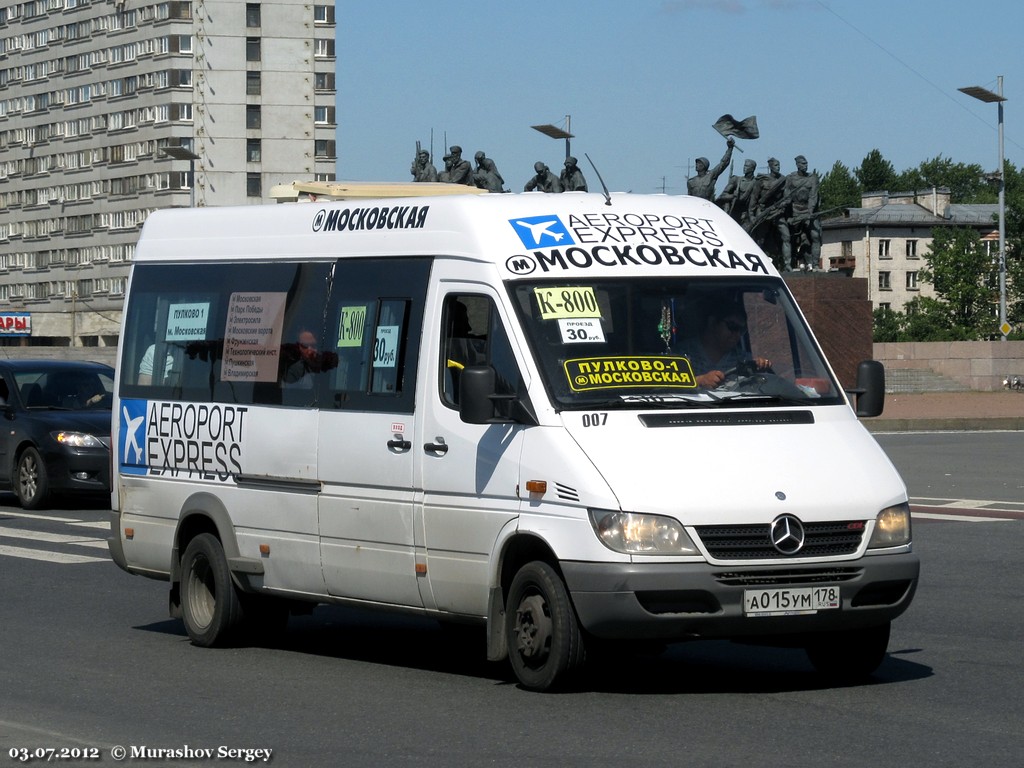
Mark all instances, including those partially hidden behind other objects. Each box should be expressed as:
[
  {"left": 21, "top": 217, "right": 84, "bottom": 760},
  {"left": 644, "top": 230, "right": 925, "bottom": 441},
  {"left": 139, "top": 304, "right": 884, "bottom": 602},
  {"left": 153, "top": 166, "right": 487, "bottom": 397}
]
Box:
[
  {"left": 531, "top": 115, "right": 574, "bottom": 160},
  {"left": 160, "top": 146, "right": 200, "bottom": 208},
  {"left": 959, "top": 77, "right": 1008, "bottom": 340}
]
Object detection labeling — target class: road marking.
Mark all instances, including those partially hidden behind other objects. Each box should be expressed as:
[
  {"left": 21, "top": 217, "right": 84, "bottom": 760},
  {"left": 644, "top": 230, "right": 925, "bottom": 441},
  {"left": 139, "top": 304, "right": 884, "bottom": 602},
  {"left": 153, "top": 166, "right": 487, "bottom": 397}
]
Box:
[
  {"left": 0, "top": 544, "right": 107, "bottom": 564},
  {"left": 910, "top": 497, "right": 1024, "bottom": 522},
  {"left": 70, "top": 520, "right": 109, "bottom": 530},
  {"left": 0, "top": 510, "right": 82, "bottom": 523},
  {"left": 0, "top": 524, "right": 108, "bottom": 549}
]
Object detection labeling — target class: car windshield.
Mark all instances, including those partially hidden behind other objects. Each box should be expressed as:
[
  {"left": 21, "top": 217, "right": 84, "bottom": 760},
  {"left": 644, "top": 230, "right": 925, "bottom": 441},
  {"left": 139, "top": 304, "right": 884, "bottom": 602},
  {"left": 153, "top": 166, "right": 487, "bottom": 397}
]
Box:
[
  {"left": 509, "top": 276, "right": 844, "bottom": 410},
  {"left": 14, "top": 367, "right": 115, "bottom": 411}
]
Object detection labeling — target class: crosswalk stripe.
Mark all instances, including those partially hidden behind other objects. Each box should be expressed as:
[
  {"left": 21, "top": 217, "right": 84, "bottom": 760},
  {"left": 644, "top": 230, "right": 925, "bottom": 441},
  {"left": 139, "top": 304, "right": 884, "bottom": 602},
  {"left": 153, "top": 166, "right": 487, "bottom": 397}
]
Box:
[
  {"left": 912, "top": 512, "right": 1013, "bottom": 522},
  {"left": 0, "top": 525, "right": 108, "bottom": 549},
  {"left": 0, "top": 544, "right": 107, "bottom": 564}
]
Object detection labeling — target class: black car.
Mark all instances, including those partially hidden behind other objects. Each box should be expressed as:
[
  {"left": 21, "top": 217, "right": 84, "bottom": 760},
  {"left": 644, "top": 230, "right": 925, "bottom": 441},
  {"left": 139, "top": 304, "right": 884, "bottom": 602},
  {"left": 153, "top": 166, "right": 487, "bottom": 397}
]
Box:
[{"left": 0, "top": 359, "right": 114, "bottom": 509}]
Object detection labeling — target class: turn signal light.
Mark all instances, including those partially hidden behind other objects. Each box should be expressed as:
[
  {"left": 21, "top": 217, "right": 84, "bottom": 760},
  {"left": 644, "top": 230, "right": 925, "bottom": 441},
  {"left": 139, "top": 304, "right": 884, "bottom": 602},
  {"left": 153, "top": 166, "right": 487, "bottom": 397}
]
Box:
[{"left": 525, "top": 480, "right": 547, "bottom": 494}]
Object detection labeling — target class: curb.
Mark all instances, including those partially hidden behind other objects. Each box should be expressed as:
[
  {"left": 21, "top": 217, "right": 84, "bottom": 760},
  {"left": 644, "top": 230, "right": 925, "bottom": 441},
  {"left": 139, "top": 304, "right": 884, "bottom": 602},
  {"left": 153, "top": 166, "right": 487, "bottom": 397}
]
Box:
[{"left": 863, "top": 417, "right": 1024, "bottom": 433}]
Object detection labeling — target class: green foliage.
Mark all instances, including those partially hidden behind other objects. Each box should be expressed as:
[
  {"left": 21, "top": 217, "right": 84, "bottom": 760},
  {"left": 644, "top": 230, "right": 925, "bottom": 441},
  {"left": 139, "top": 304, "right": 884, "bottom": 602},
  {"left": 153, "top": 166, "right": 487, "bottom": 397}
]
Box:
[
  {"left": 894, "top": 155, "right": 994, "bottom": 203},
  {"left": 872, "top": 306, "right": 903, "bottom": 342},
  {"left": 855, "top": 149, "right": 897, "bottom": 192},
  {"left": 819, "top": 161, "right": 861, "bottom": 215},
  {"left": 901, "top": 297, "right": 976, "bottom": 341},
  {"left": 918, "top": 227, "right": 995, "bottom": 332}
]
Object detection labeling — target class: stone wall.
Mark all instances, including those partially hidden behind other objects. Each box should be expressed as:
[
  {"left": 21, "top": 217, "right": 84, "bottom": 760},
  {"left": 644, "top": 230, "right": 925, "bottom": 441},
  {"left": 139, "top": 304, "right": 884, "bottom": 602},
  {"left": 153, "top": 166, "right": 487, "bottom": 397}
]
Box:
[
  {"left": 785, "top": 274, "right": 873, "bottom": 390},
  {"left": 874, "top": 341, "right": 1024, "bottom": 391}
]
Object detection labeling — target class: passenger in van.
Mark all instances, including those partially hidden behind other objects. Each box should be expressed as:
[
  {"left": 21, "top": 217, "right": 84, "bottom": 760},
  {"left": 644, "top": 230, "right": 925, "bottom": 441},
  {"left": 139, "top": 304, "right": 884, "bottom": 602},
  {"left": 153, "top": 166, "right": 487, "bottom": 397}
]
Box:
[
  {"left": 138, "top": 344, "right": 174, "bottom": 385},
  {"left": 281, "top": 328, "right": 322, "bottom": 389},
  {"left": 678, "top": 302, "right": 771, "bottom": 388}
]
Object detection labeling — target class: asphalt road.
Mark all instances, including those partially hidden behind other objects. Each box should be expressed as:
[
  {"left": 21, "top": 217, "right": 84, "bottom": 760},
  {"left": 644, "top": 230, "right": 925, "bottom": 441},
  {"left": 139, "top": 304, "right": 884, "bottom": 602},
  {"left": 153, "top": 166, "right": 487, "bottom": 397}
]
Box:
[{"left": 2, "top": 431, "right": 1023, "bottom": 767}]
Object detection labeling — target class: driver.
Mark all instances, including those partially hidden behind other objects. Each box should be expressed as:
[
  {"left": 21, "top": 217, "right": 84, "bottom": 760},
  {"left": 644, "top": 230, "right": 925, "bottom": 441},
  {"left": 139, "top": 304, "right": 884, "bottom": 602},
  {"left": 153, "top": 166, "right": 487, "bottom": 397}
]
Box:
[{"left": 679, "top": 302, "right": 771, "bottom": 388}]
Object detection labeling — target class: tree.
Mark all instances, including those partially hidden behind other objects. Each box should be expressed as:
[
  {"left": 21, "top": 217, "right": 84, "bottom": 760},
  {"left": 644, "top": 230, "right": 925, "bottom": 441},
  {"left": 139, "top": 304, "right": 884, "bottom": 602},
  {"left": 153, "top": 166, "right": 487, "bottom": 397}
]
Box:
[
  {"left": 901, "top": 296, "right": 974, "bottom": 341},
  {"left": 855, "top": 149, "right": 897, "bottom": 193},
  {"left": 893, "top": 155, "right": 993, "bottom": 203},
  {"left": 872, "top": 306, "right": 904, "bottom": 342},
  {"left": 819, "top": 161, "right": 861, "bottom": 215},
  {"left": 918, "top": 227, "right": 995, "bottom": 336}
]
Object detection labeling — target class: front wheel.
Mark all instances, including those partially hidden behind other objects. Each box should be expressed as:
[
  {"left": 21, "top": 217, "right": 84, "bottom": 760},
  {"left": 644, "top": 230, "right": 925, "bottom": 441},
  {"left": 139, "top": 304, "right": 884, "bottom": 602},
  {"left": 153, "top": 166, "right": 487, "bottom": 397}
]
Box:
[
  {"left": 805, "top": 622, "right": 890, "bottom": 683},
  {"left": 180, "top": 533, "right": 243, "bottom": 647},
  {"left": 506, "top": 561, "right": 586, "bottom": 691},
  {"left": 16, "top": 447, "right": 50, "bottom": 510}
]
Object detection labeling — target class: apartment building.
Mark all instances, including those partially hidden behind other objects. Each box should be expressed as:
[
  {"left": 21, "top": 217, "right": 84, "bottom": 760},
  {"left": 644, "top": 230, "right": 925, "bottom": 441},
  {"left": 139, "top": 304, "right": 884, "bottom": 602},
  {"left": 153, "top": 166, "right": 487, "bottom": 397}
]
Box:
[
  {"left": 821, "top": 188, "right": 999, "bottom": 312},
  {"left": 0, "top": 0, "right": 337, "bottom": 347}
]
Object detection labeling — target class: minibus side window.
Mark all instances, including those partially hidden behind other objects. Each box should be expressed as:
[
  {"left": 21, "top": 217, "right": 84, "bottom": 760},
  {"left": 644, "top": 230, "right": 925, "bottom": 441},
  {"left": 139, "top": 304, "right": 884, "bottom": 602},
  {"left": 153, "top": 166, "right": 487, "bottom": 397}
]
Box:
[
  {"left": 441, "top": 293, "right": 521, "bottom": 410},
  {"left": 322, "top": 257, "right": 430, "bottom": 413}
]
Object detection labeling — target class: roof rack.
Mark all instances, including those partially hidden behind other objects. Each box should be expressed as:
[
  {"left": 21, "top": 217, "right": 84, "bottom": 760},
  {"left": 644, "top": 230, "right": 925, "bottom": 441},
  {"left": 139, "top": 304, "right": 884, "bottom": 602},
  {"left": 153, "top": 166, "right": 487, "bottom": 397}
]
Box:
[{"left": 269, "top": 180, "right": 490, "bottom": 203}]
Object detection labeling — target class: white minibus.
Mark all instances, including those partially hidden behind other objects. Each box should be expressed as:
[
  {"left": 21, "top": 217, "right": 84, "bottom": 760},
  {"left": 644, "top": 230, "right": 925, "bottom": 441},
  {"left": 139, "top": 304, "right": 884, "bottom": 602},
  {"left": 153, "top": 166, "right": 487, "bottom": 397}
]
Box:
[{"left": 109, "top": 191, "right": 918, "bottom": 691}]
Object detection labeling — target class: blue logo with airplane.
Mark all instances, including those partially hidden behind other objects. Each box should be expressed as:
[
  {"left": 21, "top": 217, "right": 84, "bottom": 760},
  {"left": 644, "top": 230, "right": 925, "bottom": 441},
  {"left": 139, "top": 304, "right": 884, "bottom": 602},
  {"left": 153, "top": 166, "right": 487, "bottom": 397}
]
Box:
[
  {"left": 119, "top": 399, "right": 148, "bottom": 475},
  {"left": 509, "top": 216, "right": 575, "bottom": 249}
]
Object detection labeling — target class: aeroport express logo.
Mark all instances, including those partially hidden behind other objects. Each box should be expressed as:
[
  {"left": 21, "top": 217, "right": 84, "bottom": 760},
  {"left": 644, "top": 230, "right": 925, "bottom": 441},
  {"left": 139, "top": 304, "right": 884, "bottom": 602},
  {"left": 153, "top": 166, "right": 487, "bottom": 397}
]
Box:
[
  {"left": 118, "top": 399, "right": 247, "bottom": 481},
  {"left": 509, "top": 216, "right": 575, "bottom": 249},
  {"left": 119, "top": 399, "right": 148, "bottom": 475}
]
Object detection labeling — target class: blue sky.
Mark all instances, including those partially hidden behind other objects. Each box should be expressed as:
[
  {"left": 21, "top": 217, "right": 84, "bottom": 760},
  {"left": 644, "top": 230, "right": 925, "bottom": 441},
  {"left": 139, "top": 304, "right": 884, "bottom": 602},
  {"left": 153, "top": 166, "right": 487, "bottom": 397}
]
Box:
[{"left": 337, "top": 0, "right": 1023, "bottom": 194}]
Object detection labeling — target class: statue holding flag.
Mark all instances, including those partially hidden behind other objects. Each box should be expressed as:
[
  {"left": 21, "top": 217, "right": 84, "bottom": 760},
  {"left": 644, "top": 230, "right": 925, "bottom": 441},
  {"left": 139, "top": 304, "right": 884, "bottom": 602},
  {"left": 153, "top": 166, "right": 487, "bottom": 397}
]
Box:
[
  {"left": 687, "top": 138, "right": 734, "bottom": 201},
  {"left": 687, "top": 115, "right": 759, "bottom": 202}
]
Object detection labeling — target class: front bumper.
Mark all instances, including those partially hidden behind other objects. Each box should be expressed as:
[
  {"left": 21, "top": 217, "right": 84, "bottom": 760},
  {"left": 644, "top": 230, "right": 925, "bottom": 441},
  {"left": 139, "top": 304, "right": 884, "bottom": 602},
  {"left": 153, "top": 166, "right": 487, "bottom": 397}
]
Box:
[
  {"left": 561, "top": 552, "right": 919, "bottom": 641},
  {"left": 47, "top": 446, "right": 110, "bottom": 494}
]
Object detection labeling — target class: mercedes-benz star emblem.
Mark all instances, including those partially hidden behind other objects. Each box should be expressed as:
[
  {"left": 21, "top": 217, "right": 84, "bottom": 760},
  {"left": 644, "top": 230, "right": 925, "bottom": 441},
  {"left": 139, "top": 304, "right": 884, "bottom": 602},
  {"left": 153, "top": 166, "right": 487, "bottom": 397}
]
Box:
[{"left": 770, "top": 514, "right": 806, "bottom": 555}]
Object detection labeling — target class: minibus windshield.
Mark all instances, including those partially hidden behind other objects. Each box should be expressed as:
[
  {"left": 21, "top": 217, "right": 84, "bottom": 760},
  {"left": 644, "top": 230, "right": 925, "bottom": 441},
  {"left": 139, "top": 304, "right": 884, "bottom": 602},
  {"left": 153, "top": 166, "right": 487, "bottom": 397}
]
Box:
[{"left": 510, "top": 276, "right": 844, "bottom": 410}]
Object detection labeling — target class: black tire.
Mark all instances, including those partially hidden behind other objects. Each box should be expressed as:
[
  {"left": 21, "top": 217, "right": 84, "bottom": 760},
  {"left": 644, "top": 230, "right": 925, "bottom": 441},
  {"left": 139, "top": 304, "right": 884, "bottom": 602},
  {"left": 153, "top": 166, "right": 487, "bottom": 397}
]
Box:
[
  {"left": 16, "top": 447, "right": 50, "bottom": 510},
  {"left": 506, "top": 561, "right": 586, "bottom": 691},
  {"left": 180, "top": 533, "right": 244, "bottom": 647},
  {"left": 805, "top": 622, "right": 891, "bottom": 683}
]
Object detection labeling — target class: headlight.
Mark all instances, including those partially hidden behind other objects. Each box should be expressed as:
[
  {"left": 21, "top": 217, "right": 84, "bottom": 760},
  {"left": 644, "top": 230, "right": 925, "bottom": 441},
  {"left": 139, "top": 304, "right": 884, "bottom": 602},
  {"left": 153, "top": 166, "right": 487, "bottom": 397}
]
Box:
[
  {"left": 867, "top": 502, "right": 912, "bottom": 548},
  {"left": 589, "top": 509, "right": 699, "bottom": 555},
  {"left": 52, "top": 431, "right": 105, "bottom": 449}
]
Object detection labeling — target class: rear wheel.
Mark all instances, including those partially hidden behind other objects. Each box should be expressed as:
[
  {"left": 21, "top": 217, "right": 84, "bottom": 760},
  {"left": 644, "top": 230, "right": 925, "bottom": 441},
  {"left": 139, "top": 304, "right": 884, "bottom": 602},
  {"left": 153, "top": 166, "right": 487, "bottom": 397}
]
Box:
[
  {"left": 180, "top": 533, "right": 243, "bottom": 647},
  {"left": 506, "top": 561, "right": 585, "bottom": 691},
  {"left": 805, "top": 622, "right": 891, "bottom": 682},
  {"left": 16, "top": 447, "right": 50, "bottom": 510}
]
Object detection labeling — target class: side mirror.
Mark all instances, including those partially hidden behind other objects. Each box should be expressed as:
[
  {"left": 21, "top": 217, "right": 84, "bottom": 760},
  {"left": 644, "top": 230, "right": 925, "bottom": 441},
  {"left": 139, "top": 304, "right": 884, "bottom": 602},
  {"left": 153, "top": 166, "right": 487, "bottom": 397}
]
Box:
[
  {"left": 459, "top": 366, "right": 499, "bottom": 424},
  {"left": 847, "top": 360, "right": 885, "bottom": 417}
]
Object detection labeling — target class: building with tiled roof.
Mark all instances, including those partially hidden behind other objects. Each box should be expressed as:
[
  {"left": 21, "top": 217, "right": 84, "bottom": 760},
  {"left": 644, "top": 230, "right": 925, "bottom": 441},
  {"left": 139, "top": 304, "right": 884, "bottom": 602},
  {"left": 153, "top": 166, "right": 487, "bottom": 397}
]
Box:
[{"left": 820, "top": 188, "right": 999, "bottom": 311}]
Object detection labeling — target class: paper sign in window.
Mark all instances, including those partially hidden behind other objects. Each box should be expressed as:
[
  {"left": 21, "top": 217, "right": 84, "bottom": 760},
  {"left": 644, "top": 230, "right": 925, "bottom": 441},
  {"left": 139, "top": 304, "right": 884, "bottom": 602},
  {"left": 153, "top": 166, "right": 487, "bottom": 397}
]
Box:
[
  {"left": 222, "top": 292, "right": 286, "bottom": 382},
  {"left": 337, "top": 305, "right": 367, "bottom": 348},
  {"left": 165, "top": 302, "right": 210, "bottom": 341}
]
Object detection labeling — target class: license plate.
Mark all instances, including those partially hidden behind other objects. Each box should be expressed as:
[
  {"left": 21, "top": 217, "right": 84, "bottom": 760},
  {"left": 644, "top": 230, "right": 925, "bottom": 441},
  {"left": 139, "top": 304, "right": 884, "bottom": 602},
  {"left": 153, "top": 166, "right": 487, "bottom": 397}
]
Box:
[{"left": 743, "top": 586, "right": 840, "bottom": 617}]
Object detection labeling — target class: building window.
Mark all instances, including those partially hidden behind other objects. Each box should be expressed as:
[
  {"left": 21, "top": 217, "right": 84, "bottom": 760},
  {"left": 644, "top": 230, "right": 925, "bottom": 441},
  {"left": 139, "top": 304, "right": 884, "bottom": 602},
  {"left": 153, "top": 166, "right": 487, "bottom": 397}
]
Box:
[
  {"left": 246, "top": 105, "right": 261, "bottom": 129},
  {"left": 878, "top": 239, "right": 891, "bottom": 259},
  {"left": 315, "top": 139, "right": 336, "bottom": 158},
  {"left": 246, "top": 3, "right": 261, "bottom": 27},
  {"left": 314, "top": 38, "right": 335, "bottom": 58},
  {"left": 247, "top": 173, "right": 262, "bottom": 197},
  {"left": 246, "top": 37, "right": 261, "bottom": 62},
  {"left": 906, "top": 239, "right": 918, "bottom": 258},
  {"left": 841, "top": 240, "right": 853, "bottom": 258},
  {"left": 906, "top": 271, "right": 918, "bottom": 290},
  {"left": 314, "top": 71, "right": 335, "bottom": 91},
  {"left": 314, "top": 106, "right": 335, "bottom": 125},
  {"left": 879, "top": 302, "right": 891, "bottom": 311},
  {"left": 247, "top": 139, "right": 261, "bottom": 163},
  {"left": 878, "top": 271, "right": 891, "bottom": 290},
  {"left": 246, "top": 71, "right": 261, "bottom": 95},
  {"left": 314, "top": 4, "right": 335, "bottom": 24}
]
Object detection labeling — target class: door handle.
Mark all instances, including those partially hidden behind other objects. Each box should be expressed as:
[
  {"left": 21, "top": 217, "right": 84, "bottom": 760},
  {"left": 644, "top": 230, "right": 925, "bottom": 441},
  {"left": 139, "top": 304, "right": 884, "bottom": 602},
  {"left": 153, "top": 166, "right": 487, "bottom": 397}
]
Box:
[
  {"left": 423, "top": 441, "right": 449, "bottom": 455},
  {"left": 387, "top": 439, "right": 412, "bottom": 451}
]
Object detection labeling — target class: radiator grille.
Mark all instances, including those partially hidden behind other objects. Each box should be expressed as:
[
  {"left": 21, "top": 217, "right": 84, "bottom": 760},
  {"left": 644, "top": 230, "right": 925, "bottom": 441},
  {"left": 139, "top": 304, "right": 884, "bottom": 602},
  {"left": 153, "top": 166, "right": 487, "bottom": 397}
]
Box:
[{"left": 695, "top": 521, "right": 864, "bottom": 560}]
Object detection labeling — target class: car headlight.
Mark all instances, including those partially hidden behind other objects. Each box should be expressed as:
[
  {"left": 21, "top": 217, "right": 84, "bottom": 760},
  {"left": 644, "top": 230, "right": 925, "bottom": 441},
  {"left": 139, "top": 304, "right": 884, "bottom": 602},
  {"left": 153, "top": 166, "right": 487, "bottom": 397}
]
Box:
[
  {"left": 589, "top": 509, "right": 699, "bottom": 555},
  {"left": 867, "top": 502, "right": 912, "bottom": 548},
  {"left": 52, "top": 431, "right": 105, "bottom": 449}
]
